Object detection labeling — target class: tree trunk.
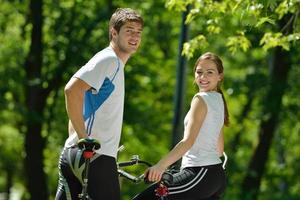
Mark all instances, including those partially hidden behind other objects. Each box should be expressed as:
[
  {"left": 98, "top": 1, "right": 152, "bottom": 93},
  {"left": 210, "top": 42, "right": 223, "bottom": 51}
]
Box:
[
  {"left": 231, "top": 92, "right": 254, "bottom": 151},
  {"left": 171, "top": 6, "right": 190, "bottom": 148},
  {"left": 4, "top": 168, "right": 13, "bottom": 200},
  {"left": 241, "top": 43, "right": 292, "bottom": 200},
  {"left": 23, "top": 0, "right": 48, "bottom": 199}
]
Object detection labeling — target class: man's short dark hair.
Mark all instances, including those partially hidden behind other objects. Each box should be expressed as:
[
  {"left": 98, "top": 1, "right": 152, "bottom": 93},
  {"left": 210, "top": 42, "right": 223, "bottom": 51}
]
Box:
[{"left": 109, "top": 8, "right": 144, "bottom": 40}]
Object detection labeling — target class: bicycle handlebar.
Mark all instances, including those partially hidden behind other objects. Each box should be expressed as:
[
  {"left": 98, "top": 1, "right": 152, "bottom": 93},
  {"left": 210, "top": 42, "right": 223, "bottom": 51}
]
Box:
[
  {"left": 117, "top": 155, "right": 151, "bottom": 183},
  {"left": 118, "top": 160, "right": 152, "bottom": 167},
  {"left": 117, "top": 155, "right": 173, "bottom": 186},
  {"left": 117, "top": 155, "right": 152, "bottom": 167}
]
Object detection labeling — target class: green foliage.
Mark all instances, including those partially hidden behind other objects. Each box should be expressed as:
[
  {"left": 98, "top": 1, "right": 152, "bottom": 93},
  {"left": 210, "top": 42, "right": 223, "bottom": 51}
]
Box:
[
  {"left": 1, "top": 0, "right": 300, "bottom": 199},
  {"left": 167, "top": 0, "right": 300, "bottom": 199},
  {"left": 167, "top": 0, "right": 300, "bottom": 55},
  {"left": 226, "top": 31, "right": 251, "bottom": 53},
  {"left": 182, "top": 35, "right": 208, "bottom": 59}
]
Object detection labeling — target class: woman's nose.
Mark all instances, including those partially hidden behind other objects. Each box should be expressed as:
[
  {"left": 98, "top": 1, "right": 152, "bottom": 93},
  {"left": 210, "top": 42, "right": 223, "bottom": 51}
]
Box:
[{"left": 200, "top": 73, "right": 207, "bottom": 78}]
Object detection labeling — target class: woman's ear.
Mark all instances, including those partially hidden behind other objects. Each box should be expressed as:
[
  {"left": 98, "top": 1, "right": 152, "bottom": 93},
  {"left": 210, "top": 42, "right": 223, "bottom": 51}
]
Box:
[{"left": 218, "top": 73, "right": 224, "bottom": 81}]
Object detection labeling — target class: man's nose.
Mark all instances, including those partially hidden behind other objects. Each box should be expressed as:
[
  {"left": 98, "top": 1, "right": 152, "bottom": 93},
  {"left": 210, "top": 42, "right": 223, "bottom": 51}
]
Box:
[{"left": 131, "top": 31, "right": 141, "bottom": 39}]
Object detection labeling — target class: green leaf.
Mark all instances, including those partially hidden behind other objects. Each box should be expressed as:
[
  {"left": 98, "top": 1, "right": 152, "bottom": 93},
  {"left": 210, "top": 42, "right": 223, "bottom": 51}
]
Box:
[
  {"left": 275, "top": 0, "right": 289, "bottom": 19},
  {"left": 255, "top": 17, "right": 276, "bottom": 27},
  {"left": 165, "top": 0, "right": 189, "bottom": 11},
  {"left": 260, "top": 32, "right": 291, "bottom": 51},
  {"left": 226, "top": 32, "right": 251, "bottom": 53},
  {"left": 182, "top": 35, "right": 208, "bottom": 59}
]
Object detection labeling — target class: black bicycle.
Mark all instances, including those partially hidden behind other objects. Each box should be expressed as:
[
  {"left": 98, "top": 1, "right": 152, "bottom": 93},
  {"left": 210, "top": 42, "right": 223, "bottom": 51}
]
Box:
[
  {"left": 117, "top": 150, "right": 173, "bottom": 199},
  {"left": 77, "top": 139, "right": 173, "bottom": 200},
  {"left": 118, "top": 150, "right": 229, "bottom": 200}
]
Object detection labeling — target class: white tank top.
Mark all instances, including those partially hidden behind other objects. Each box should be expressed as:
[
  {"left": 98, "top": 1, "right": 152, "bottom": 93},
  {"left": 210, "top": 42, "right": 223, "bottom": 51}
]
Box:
[{"left": 181, "top": 91, "right": 224, "bottom": 168}]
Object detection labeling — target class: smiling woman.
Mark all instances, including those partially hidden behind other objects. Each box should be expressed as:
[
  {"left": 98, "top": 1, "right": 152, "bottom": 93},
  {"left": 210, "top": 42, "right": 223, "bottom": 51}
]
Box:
[
  {"left": 132, "top": 52, "right": 230, "bottom": 200},
  {"left": 194, "top": 61, "right": 222, "bottom": 92},
  {"left": 193, "top": 52, "right": 229, "bottom": 126}
]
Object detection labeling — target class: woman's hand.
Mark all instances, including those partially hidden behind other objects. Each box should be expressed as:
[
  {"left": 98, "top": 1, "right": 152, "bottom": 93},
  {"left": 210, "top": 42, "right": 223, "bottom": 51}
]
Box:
[{"left": 145, "top": 164, "right": 166, "bottom": 182}]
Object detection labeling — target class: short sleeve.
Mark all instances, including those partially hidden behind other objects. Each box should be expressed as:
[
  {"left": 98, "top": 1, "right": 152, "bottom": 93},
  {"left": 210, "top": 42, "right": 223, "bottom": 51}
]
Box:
[
  {"left": 193, "top": 92, "right": 208, "bottom": 105},
  {"left": 73, "top": 52, "right": 118, "bottom": 93}
]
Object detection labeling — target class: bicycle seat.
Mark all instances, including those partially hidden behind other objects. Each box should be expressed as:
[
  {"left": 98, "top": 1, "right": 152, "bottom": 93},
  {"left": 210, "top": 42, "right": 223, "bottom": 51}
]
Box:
[{"left": 77, "top": 138, "right": 101, "bottom": 151}]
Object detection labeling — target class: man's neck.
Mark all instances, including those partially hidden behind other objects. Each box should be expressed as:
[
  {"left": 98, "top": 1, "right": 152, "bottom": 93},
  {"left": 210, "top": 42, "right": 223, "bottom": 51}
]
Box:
[{"left": 109, "top": 42, "right": 130, "bottom": 64}]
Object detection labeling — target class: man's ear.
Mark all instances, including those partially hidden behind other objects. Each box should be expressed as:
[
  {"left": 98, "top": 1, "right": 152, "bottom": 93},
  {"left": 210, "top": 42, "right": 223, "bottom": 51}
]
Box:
[{"left": 111, "top": 27, "right": 118, "bottom": 38}]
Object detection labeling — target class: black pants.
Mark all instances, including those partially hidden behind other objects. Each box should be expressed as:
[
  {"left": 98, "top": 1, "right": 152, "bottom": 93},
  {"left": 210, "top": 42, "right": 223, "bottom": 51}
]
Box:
[
  {"left": 133, "top": 164, "right": 226, "bottom": 200},
  {"left": 55, "top": 146, "right": 120, "bottom": 200}
]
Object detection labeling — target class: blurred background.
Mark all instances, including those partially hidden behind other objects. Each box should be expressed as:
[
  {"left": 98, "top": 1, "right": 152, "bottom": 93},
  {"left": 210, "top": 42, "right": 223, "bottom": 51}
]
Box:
[{"left": 0, "top": 0, "right": 300, "bottom": 199}]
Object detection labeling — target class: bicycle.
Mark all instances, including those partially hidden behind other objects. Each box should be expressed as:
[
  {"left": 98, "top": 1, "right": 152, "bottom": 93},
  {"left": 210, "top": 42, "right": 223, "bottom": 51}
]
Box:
[
  {"left": 76, "top": 140, "right": 231, "bottom": 200},
  {"left": 117, "top": 149, "right": 173, "bottom": 199},
  {"left": 119, "top": 151, "right": 229, "bottom": 200},
  {"left": 77, "top": 140, "right": 173, "bottom": 199}
]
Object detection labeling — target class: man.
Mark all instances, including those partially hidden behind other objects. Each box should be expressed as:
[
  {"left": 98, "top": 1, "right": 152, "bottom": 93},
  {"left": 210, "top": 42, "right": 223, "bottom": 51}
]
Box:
[{"left": 55, "top": 8, "right": 143, "bottom": 200}]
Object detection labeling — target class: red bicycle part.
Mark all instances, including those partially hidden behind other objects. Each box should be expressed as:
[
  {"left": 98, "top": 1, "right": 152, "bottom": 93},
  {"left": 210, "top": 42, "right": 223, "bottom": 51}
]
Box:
[
  {"left": 83, "top": 151, "right": 94, "bottom": 159},
  {"left": 155, "top": 184, "right": 169, "bottom": 197}
]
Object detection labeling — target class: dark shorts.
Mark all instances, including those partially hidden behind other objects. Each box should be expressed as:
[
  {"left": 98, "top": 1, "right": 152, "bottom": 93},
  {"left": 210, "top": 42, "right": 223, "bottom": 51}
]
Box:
[
  {"left": 133, "top": 164, "right": 226, "bottom": 200},
  {"left": 55, "top": 146, "right": 120, "bottom": 200}
]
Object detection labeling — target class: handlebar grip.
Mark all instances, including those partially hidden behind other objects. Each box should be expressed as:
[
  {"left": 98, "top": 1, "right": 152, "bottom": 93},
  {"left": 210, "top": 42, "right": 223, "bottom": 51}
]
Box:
[
  {"left": 118, "top": 161, "right": 137, "bottom": 167},
  {"left": 143, "top": 171, "right": 174, "bottom": 186},
  {"left": 161, "top": 171, "right": 173, "bottom": 186}
]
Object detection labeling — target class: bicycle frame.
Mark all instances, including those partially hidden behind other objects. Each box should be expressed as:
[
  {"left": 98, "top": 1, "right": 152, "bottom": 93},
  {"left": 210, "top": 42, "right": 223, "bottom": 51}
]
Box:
[{"left": 77, "top": 138, "right": 100, "bottom": 200}]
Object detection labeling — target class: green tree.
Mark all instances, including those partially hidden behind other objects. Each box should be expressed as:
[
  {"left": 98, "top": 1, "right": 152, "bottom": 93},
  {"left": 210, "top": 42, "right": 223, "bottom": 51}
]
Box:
[
  {"left": 1, "top": 0, "right": 181, "bottom": 199},
  {"left": 166, "top": 0, "right": 300, "bottom": 199}
]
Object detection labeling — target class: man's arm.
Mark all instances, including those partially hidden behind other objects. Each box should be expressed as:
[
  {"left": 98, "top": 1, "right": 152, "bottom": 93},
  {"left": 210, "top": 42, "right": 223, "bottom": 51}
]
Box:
[{"left": 64, "top": 77, "right": 91, "bottom": 139}]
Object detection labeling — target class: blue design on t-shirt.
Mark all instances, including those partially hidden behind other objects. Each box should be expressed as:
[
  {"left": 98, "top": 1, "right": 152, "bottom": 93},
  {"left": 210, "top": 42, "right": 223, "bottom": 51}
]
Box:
[
  {"left": 84, "top": 77, "right": 115, "bottom": 136},
  {"left": 83, "top": 77, "right": 115, "bottom": 121},
  {"left": 83, "top": 59, "right": 120, "bottom": 136}
]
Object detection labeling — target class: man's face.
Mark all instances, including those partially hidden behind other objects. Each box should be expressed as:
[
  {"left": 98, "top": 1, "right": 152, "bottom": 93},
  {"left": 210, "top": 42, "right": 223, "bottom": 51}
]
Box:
[{"left": 112, "top": 21, "right": 143, "bottom": 54}]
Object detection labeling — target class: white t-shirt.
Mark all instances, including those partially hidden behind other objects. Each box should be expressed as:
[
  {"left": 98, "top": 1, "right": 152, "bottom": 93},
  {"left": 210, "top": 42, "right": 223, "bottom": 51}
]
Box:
[
  {"left": 64, "top": 46, "right": 125, "bottom": 158},
  {"left": 181, "top": 91, "right": 224, "bottom": 168}
]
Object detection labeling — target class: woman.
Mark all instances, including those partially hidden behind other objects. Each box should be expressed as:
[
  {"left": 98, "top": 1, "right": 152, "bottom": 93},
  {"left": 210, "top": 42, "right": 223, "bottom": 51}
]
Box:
[{"left": 133, "top": 52, "right": 229, "bottom": 200}]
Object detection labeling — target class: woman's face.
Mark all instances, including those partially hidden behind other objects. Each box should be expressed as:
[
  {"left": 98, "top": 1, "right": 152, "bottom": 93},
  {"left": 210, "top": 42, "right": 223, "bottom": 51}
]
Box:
[{"left": 194, "top": 59, "right": 223, "bottom": 92}]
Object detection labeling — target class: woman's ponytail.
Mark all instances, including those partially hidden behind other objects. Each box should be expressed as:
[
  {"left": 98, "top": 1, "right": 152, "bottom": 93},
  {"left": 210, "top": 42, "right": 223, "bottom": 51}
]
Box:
[{"left": 217, "top": 87, "right": 230, "bottom": 126}]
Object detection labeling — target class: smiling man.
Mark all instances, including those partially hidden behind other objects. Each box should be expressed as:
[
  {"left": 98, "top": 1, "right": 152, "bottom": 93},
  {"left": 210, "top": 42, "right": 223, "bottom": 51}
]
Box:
[{"left": 55, "top": 8, "right": 143, "bottom": 200}]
